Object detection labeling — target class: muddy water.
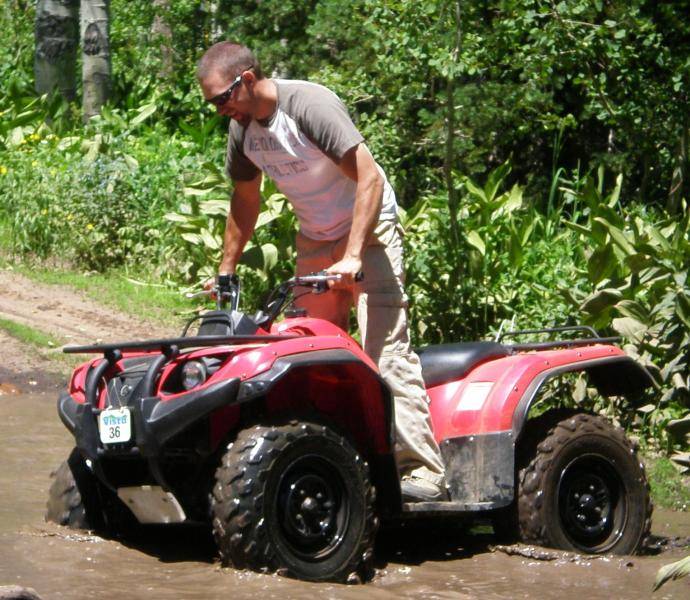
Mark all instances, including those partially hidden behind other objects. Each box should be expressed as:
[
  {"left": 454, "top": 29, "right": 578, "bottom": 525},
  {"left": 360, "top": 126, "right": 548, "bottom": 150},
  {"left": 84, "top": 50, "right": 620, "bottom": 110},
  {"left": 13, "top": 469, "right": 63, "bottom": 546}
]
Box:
[{"left": 1, "top": 392, "right": 689, "bottom": 600}]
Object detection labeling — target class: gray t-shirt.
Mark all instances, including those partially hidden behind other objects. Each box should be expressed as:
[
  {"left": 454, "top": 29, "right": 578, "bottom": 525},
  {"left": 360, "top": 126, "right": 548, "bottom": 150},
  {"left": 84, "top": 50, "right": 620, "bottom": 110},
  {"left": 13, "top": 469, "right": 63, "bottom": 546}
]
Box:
[{"left": 226, "top": 79, "right": 397, "bottom": 241}]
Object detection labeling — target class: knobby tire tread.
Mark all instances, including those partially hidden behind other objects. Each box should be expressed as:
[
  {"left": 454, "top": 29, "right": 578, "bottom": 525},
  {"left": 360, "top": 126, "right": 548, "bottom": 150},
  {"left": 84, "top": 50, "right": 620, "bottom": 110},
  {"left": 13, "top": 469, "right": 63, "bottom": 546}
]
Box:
[
  {"left": 211, "top": 421, "right": 378, "bottom": 582},
  {"left": 517, "top": 413, "right": 652, "bottom": 554}
]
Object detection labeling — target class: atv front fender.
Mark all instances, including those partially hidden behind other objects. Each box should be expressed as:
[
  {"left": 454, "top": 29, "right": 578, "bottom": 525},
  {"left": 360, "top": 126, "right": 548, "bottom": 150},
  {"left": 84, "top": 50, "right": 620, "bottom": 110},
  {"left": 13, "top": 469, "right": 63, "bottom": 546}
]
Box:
[
  {"left": 230, "top": 348, "right": 401, "bottom": 512},
  {"left": 233, "top": 349, "right": 395, "bottom": 454}
]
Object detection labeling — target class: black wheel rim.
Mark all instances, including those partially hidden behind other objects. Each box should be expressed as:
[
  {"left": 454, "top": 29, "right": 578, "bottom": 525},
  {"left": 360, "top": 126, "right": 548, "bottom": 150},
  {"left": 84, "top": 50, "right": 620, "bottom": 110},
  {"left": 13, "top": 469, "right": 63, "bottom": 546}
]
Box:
[
  {"left": 557, "top": 453, "right": 627, "bottom": 553},
  {"left": 276, "top": 454, "right": 349, "bottom": 561}
]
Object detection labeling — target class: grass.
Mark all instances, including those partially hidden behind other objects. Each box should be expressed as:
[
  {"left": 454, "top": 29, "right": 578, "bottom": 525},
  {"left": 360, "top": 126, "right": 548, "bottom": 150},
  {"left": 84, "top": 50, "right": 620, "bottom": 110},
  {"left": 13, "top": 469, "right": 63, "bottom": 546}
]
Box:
[
  {"left": 646, "top": 455, "right": 690, "bottom": 511},
  {"left": 0, "top": 316, "right": 63, "bottom": 348},
  {"left": 0, "top": 315, "right": 77, "bottom": 375}
]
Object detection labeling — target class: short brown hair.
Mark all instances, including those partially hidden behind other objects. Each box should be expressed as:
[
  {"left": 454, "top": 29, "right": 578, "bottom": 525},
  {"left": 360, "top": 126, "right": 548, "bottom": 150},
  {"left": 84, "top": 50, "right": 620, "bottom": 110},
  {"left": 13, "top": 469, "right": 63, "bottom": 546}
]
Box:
[{"left": 196, "top": 42, "right": 264, "bottom": 81}]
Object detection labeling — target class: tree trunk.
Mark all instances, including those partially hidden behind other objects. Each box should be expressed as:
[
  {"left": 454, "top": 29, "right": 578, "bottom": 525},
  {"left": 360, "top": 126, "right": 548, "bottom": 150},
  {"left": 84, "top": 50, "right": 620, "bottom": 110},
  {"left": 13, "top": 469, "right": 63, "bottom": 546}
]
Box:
[
  {"left": 81, "top": 0, "right": 111, "bottom": 120},
  {"left": 151, "top": 0, "right": 173, "bottom": 80},
  {"left": 444, "top": 1, "right": 462, "bottom": 248},
  {"left": 34, "top": 0, "right": 79, "bottom": 100}
]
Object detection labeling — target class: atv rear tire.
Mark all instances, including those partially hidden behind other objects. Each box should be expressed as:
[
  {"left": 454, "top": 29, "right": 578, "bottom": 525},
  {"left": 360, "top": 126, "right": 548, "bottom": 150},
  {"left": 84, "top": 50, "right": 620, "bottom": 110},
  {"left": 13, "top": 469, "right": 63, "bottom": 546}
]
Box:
[
  {"left": 46, "top": 448, "right": 106, "bottom": 530},
  {"left": 517, "top": 413, "right": 652, "bottom": 554},
  {"left": 211, "top": 422, "right": 378, "bottom": 582}
]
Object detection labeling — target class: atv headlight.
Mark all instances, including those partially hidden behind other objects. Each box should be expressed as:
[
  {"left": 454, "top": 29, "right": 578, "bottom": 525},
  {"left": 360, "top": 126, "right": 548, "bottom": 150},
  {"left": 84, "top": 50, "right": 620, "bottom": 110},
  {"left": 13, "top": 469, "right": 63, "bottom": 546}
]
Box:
[{"left": 181, "top": 360, "right": 207, "bottom": 390}]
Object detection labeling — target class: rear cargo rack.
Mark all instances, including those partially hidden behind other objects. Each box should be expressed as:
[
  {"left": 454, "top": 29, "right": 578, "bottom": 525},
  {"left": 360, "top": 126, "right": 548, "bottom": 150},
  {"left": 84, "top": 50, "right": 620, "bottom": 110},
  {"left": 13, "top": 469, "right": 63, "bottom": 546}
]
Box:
[{"left": 498, "top": 326, "right": 621, "bottom": 351}]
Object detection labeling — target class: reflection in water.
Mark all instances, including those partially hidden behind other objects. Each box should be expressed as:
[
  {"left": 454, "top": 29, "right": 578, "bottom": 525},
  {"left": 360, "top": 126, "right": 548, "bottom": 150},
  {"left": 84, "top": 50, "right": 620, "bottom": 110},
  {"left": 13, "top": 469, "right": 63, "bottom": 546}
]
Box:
[{"left": 0, "top": 393, "right": 688, "bottom": 600}]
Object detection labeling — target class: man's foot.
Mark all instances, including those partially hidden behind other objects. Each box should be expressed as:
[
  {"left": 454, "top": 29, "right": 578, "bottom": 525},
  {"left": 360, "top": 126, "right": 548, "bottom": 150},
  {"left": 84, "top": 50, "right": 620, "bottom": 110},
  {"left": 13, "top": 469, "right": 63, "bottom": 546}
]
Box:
[{"left": 401, "top": 476, "right": 449, "bottom": 503}]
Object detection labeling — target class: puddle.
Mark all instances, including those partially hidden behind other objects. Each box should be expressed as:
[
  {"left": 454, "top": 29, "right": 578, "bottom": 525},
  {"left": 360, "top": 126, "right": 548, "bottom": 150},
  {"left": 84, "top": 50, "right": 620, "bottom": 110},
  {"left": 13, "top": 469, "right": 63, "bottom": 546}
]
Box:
[
  {"left": 0, "top": 392, "right": 688, "bottom": 599},
  {"left": 0, "top": 382, "right": 21, "bottom": 396}
]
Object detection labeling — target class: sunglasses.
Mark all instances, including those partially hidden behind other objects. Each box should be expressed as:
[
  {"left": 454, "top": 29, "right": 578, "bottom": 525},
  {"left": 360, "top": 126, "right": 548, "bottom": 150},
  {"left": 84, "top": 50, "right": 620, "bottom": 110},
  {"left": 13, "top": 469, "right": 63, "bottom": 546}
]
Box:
[{"left": 207, "top": 75, "right": 242, "bottom": 107}]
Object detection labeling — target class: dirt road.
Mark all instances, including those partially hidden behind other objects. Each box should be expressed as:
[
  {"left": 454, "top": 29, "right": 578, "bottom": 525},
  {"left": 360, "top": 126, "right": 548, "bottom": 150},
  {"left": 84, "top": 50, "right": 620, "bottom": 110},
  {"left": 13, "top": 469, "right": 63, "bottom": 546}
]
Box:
[
  {"left": 0, "top": 268, "right": 175, "bottom": 390},
  {"left": 0, "top": 268, "right": 688, "bottom": 599}
]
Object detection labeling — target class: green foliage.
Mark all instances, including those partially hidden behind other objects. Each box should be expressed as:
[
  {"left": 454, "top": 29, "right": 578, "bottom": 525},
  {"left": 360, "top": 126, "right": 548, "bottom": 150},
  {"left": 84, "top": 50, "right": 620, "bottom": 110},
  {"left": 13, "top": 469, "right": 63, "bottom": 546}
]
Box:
[
  {"left": 404, "top": 163, "right": 577, "bottom": 343},
  {"left": 165, "top": 164, "right": 297, "bottom": 306},
  {"left": 0, "top": 88, "right": 213, "bottom": 272},
  {"left": 562, "top": 169, "right": 690, "bottom": 447},
  {"left": 646, "top": 456, "right": 690, "bottom": 511}
]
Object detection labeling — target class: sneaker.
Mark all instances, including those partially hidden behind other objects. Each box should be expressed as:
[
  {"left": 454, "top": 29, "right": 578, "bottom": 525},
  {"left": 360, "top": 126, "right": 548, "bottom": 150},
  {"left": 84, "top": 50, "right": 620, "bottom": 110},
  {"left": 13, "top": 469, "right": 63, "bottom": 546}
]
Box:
[{"left": 401, "top": 476, "right": 448, "bottom": 503}]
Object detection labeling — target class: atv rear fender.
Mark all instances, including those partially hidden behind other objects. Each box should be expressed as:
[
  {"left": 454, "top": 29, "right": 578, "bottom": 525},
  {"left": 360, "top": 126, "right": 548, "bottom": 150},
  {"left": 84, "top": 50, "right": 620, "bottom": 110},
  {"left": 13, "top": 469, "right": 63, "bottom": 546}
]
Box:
[{"left": 427, "top": 344, "right": 654, "bottom": 509}]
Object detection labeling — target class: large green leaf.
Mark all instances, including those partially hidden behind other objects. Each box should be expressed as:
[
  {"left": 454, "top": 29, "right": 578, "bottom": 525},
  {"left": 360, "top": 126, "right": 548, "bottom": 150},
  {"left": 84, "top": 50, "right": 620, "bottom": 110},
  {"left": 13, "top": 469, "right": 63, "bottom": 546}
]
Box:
[
  {"left": 200, "top": 199, "right": 229, "bottom": 217},
  {"left": 587, "top": 245, "right": 616, "bottom": 284},
  {"left": 615, "top": 299, "right": 649, "bottom": 322},
  {"left": 130, "top": 102, "right": 157, "bottom": 127},
  {"left": 607, "top": 174, "right": 623, "bottom": 208},
  {"left": 593, "top": 217, "right": 636, "bottom": 256},
  {"left": 164, "top": 212, "right": 190, "bottom": 223},
  {"left": 667, "top": 415, "right": 690, "bottom": 437},
  {"left": 241, "top": 243, "right": 278, "bottom": 273},
  {"left": 508, "top": 227, "right": 523, "bottom": 269},
  {"left": 483, "top": 161, "right": 511, "bottom": 202},
  {"left": 612, "top": 317, "right": 647, "bottom": 342},
  {"left": 623, "top": 252, "right": 653, "bottom": 273},
  {"left": 563, "top": 220, "right": 592, "bottom": 237},
  {"left": 255, "top": 208, "right": 283, "bottom": 229},
  {"left": 466, "top": 230, "right": 486, "bottom": 256},
  {"left": 463, "top": 178, "right": 486, "bottom": 203},
  {"left": 675, "top": 293, "right": 690, "bottom": 329},
  {"left": 653, "top": 555, "right": 690, "bottom": 591},
  {"left": 199, "top": 228, "right": 221, "bottom": 250},
  {"left": 580, "top": 288, "right": 623, "bottom": 314},
  {"left": 181, "top": 233, "right": 203, "bottom": 245},
  {"left": 183, "top": 186, "right": 215, "bottom": 197}
]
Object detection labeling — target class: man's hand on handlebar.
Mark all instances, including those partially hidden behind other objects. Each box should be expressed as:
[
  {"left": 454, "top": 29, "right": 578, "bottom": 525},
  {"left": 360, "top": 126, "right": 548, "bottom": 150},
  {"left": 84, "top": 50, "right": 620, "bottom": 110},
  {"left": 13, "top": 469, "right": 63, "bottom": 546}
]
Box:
[{"left": 325, "top": 256, "right": 364, "bottom": 289}]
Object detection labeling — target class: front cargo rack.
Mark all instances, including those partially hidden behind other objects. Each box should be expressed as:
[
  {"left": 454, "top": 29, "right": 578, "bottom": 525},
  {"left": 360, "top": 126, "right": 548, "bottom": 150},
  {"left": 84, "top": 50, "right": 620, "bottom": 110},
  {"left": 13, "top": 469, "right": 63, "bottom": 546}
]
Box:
[{"left": 63, "top": 333, "right": 300, "bottom": 355}]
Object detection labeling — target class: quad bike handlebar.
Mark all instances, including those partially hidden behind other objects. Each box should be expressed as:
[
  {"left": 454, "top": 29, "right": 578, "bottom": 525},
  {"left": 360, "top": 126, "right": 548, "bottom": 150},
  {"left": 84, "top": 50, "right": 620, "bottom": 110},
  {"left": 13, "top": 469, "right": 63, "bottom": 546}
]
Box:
[
  {"left": 260, "top": 270, "right": 364, "bottom": 328},
  {"left": 186, "top": 270, "right": 364, "bottom": 332}
]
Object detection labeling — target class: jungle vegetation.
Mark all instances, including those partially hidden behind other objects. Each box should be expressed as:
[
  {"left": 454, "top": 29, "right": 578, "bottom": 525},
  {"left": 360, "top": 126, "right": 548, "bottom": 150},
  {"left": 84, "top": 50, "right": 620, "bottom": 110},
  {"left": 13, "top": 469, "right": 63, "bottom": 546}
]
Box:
[{"left": 0, "top": 0, "right": 689, "bottom": 463}]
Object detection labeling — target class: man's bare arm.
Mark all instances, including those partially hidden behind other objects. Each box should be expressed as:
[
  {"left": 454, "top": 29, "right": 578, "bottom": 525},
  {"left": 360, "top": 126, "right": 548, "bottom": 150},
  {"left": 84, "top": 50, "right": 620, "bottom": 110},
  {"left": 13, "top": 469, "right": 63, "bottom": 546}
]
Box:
[
  {"left": 326, "top": 143, "right": 383, "bottom": 284},
  {"left": 218, "top": 173, "right": 262, "bottom": 275}
]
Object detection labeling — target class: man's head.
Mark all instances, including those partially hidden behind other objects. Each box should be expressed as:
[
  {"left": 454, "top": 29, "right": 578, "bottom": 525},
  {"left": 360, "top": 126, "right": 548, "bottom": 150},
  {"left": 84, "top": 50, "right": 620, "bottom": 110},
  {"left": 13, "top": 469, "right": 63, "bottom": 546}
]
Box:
[{"left": 197, "top": 42, "right": 265, "bottom": 124}]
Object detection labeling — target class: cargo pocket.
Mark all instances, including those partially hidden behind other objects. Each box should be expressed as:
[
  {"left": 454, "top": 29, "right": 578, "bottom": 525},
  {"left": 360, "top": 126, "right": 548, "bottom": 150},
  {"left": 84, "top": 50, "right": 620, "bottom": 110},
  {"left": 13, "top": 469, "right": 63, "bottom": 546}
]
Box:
[{"left": 357, "top": 289, "right": 411, "bottom": 362}]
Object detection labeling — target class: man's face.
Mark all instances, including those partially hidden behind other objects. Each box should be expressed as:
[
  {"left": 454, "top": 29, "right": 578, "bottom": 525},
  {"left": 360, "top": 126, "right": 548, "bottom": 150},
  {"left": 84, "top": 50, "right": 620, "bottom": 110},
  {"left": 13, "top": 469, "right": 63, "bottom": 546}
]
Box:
[{"left": 200, "top": 70, "right": 255, "bottom": 125}]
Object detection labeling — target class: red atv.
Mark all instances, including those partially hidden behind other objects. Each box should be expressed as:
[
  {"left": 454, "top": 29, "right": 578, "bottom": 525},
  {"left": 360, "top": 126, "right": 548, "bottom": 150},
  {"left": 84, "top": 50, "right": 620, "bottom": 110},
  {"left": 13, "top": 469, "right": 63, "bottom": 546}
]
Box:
[{"left": 47, "top": 273, "right": 653, "bottom": 582}]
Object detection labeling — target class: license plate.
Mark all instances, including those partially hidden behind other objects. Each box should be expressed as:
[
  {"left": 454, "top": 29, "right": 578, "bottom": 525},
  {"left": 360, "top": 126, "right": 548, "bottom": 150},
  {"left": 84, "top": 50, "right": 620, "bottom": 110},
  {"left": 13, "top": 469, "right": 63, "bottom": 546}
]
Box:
[{"left": 98, "top": 407, "right": 132, "bottom": 444}]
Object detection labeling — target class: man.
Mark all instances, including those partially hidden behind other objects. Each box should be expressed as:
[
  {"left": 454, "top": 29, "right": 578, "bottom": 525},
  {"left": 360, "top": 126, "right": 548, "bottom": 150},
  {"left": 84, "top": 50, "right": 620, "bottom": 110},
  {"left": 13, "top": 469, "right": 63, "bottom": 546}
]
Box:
[{"left": 197, "top": 41, "right": 446, "bottom": 502}]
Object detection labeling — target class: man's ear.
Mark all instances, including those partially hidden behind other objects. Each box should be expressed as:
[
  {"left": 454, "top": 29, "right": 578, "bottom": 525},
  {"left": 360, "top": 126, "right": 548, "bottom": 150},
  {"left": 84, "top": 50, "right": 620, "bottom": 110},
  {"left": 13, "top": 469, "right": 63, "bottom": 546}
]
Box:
[{"left": 241, "top": 70, "right": 256, "bottom": 86}]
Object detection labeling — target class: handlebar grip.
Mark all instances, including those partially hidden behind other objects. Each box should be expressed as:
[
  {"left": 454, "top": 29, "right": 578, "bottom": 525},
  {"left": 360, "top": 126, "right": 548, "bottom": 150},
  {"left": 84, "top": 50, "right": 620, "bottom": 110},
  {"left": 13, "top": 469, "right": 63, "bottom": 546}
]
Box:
[{"left": 217, "top": 273, "right": 239, "bottom": 287}]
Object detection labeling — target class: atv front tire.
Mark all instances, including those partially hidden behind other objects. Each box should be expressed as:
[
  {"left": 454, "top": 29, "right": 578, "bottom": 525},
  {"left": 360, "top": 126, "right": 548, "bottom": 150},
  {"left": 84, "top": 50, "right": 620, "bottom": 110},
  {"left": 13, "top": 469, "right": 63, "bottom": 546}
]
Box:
[
  {"left": 46, "top": 448, "right": 106, "bottom": 530},
  {"left": 517, "top": 413, "right": 652, "bottom": 554},
  {"left": 211, "top": 422, "right": 378, "bottom": 582},
  {"left": 46, "top": 447, "right": 135, "bottom": 534}
]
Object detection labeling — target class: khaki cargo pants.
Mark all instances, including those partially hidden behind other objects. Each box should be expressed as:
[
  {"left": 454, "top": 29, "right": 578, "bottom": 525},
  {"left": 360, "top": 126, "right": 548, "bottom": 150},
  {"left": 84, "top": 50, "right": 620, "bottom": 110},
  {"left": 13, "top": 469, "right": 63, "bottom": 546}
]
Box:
[{"left": 294, "top": 220, "right": 446, "bottom": 485}]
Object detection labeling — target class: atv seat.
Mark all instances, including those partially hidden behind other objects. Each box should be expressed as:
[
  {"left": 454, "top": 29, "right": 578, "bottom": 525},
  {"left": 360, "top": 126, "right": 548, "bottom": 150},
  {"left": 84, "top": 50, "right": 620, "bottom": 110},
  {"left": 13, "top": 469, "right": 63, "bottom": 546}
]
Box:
[{"left": 416, "top": 342, "right": 510, "bottom": 388}]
